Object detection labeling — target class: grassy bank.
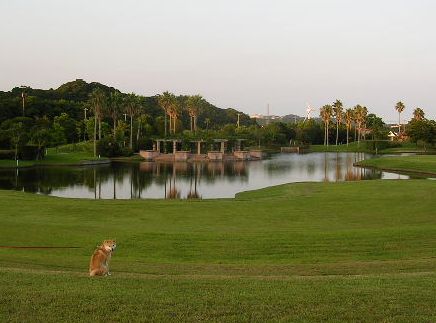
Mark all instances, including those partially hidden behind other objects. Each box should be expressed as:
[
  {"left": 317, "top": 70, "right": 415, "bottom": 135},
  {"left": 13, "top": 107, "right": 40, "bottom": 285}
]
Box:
[
  {"left": 1, "top": 180, "right": 435, "bottom": 321},
  {"left": 311, "top": 141, "right": 436, "bottom": 154},
  {"left": 310, "top": 142, "right": 369, "bottom": 153},
  {"left": 356, "top": 155, "right": 436, "bottom": 176},
  {"left": 0, "top": 143, "right": 107, "bottom": 168}
]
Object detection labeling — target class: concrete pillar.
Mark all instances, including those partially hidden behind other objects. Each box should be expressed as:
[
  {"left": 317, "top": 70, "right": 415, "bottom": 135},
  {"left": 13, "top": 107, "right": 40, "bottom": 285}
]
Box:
[
  {"left": 173, "top": 141, "right": 177, "bottom": 153},
  {"left": 197, "top": 142, "right": 201, "bottom": 155},
  {"left": 156, "top": 141, "right": 160, "bottom": 153},
  {"left": 220, "top": 142, "right": 225, "bottom": 153}
]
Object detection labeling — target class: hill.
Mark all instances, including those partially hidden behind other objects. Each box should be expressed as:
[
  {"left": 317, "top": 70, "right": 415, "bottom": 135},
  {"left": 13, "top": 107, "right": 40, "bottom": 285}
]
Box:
[{"left": 0, "top": 79, "right": 254, "bottom": 129}]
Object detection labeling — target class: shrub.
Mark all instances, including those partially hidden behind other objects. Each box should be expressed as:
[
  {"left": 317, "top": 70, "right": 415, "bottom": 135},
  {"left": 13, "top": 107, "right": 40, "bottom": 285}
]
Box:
[
  {"left": 0, "top": 150, "right": 15, "bottom": 160},
  {"left": 20, "top": 145, "right": 41, "bottom": 160}
]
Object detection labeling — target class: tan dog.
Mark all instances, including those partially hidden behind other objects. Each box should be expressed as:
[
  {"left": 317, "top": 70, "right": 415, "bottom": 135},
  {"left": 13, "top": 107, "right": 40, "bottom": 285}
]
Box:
[{"left": 89, "top": 240, "right": 116, "bottom": 277}]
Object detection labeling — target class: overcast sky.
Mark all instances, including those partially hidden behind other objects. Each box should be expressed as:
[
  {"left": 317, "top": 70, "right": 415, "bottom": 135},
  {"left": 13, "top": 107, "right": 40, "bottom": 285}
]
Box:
[{"left": 1, "top": 0, "right": 435, "bottom": 122}]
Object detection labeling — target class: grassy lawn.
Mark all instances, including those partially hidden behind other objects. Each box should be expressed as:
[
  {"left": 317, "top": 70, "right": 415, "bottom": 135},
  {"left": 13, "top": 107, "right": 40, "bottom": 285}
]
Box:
[
  {"left": 0, "top": 180, "right": 435, "bottom": 321},
  {"left": 356, "top": 155, "right": 436, "bottom": 176}
]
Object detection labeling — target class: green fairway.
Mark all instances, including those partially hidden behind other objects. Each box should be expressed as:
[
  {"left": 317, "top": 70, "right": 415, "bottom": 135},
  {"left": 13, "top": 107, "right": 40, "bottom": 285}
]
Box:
[
  {"left": 356, "top": 155, "right": 436, "bottom": 176},
  {"left": 1, "top": 180, "right": 435, "bottom": 321}
]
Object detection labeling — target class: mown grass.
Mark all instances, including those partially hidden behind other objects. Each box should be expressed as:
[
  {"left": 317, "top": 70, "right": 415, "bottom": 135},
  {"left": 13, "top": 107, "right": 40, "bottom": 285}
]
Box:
[
  {"left": 0, "top": 180, "right": 435, "bottom": 321},
  {"left": 356, "top": 155, "right": 436, "bottom": 175}
]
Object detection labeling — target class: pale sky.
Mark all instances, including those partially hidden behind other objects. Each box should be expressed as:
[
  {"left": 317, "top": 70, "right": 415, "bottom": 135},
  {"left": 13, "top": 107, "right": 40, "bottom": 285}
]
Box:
[{"left": 1, "top": 0, "right": 435, "bottom": 122}]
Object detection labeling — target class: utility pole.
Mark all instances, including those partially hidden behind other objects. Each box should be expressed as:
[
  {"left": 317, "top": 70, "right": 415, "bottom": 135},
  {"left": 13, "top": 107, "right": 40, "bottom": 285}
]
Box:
[
  {"left": 123, "top": 113, "right": 127, "bottom": 122},
  {"left": 20, "top": 86, "right": 28, "bottom": 116},
  {"left": 237, "top": 113, "right": 241, "bottom": 129},
  {"left": 83, "top": 107, "right": 88, "bottom": 141}
]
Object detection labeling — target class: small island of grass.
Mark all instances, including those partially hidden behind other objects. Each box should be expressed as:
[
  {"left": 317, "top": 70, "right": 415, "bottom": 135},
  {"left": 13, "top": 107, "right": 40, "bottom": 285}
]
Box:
[{"left": 355, "top": 155, "right": 436, "bottom": 176}]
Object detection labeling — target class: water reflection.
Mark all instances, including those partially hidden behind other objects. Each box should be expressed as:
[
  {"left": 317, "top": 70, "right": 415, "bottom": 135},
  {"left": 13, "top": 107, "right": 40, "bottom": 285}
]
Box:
[{"left": 0, "top": 153, "right": 420, "bottom": 199}]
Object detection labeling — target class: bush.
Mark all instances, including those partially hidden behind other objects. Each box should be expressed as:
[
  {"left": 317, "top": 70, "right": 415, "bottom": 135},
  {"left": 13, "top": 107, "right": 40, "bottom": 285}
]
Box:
[
  {"left": 0, "top": 150, "right": 15, "bottom": 160},
  {"left": 97, "top": 137, "right": 133, "bottom": 157},
  {"left": 20, "top": 145, "right": 41, "bottom": 160}
]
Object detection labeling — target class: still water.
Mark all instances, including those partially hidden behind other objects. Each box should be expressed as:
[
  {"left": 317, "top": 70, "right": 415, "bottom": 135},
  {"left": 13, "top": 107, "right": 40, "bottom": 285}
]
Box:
[{"left": 0, "top": 153, "right": 412, "bottom": 199}]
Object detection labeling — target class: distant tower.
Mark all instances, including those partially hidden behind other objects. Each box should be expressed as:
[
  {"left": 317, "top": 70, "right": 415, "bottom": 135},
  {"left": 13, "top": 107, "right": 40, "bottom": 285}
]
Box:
[{"left": 304, "top": 103, "right": 315, "bottom": 122}]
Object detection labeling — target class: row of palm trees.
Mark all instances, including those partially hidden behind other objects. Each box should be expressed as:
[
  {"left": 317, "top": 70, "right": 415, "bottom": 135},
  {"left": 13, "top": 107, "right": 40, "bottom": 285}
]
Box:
[
  {"left": 395, "top": 102, "right": 426, "bottom": 135},
  {"left": 88, "top": 89, "right": 147, "bottom": 157},
  {"left": 88, "top": 89, "right": 207, "bottom": 157},
  {"left": 157, "top": 92, "right": 206, "bottom": 135},
  {"left": 319, "top": 100, "right": 369, "bottom": 146},
  {"left": 320, "top": 100, "right": 426, "bottom": 146}
]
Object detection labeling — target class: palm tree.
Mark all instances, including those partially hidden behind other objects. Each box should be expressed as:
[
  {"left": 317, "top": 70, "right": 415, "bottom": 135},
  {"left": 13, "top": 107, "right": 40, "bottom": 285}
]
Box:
[
  {"left": 344, "top": 108, "right": 354, "bottom": 146},
  {"left": 108, "top": 91, "right": 123, "bottom": 135},
  {"left": 186, "top": 95, "right": 204, "bottom": 132},
  {"left": 124, "top": 93, "right": 139, "bottom": 150},
  {"left": 88, "top": 88, "right": 106, "bottom": 157},
  {"left": 204, "top": 118, "right": 211, "bottom": 131},
  {"left": 171, "top": 97, "right": 184, "bottom": 134},
  {"left": 395, "top": 101, "right": 405, "bottom": 135},
  {"left": 413, "top": 107, "right": 425, "bottom": 121},
  {"left": 332, "top": 99, "right": 343, "bottom": 146},
  {"left": 320, "top": 105, "right": 333, "bottom": 146},
  {"left": 158, "top": 92, "right": 176, "bottom": 137},
  {"left": 353, "top": 105, "right": 368, "bottom": 144}
]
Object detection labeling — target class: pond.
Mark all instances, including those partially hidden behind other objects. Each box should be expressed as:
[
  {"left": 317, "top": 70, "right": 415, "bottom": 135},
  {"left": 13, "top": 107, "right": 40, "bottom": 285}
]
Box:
[{"left": 0, "top": 152, "right": 416, "bottom": 199}]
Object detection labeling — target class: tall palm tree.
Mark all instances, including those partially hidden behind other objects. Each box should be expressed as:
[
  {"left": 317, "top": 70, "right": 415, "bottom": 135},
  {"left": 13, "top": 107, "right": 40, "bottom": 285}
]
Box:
[
  {"left": 88, "top": 88, "right": 106, "bottom": 157},
  {"left": 395, "top": 101, "right": 405, "bottom": 135},
  {"left": 186, "top": 95, "right": 204, "bottom": 132},
  {"left": 108, "top": 91, "right": 123, "bottom": 135},
  {"left": 412, "top": 107, "right": 425, "bottom": 121},
  {"left": 332, "top": 99, "right": 343, "bottom": 146},
  {"left": 171, "top": 97, "right": 183, "bottom": 134},
  {"left": 353, "top": 105, "right": 368, "bottom": 144},
  {"left": 344, "top": 108, "right": 354, "bottom": 146},
  {"left": 125, "top": 93, "right": 139, "bottom": 149},
  {"left": 158, "top": 92, "right": 176, "bottom": 137},
  {"left": 320, "top": 105, "right": 333, "bottom": 146},
  {"left": 204, "top": 118, "right": 211, "bottom": 131}
]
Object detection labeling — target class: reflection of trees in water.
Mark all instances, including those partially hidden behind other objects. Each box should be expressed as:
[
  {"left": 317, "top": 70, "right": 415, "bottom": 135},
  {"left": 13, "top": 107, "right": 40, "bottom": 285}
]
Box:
[
  {"left": 187, "top": 163, "right": 201, "bottom": 199},
  {"left": 0, "top": 165, "right": 112, "bottom": 195},
  {"left": 264, "top": 160, "right": 294, "bottom": 175}
]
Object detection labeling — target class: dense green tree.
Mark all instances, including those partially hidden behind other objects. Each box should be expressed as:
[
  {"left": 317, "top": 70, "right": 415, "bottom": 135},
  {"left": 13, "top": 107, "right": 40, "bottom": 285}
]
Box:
[{"left": 407, "top": 119, "right": 435, "bottom": 150}]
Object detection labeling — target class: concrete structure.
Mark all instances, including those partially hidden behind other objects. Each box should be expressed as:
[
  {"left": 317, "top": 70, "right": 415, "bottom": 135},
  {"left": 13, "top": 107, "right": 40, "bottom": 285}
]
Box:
[
  {"left": 191, "top": 140, "right": 205, "bottom": 155},
  {"left": 234, "top": 150, "right": 251, "bottom": 160},
  {"left": 174, "top": 151, "right": 190, "bottom": 161},
  {"left": 213, "top": 139, "right": 228, "bottom": 153},
  {"left": 207, "top": 151, "right": 224, "bottom": 161},
  {"left": 140, "top": 150, "right": 160, "bottom": 160},
  {"left": 249, "top": 150, "right": 265, "bottom": 159}
]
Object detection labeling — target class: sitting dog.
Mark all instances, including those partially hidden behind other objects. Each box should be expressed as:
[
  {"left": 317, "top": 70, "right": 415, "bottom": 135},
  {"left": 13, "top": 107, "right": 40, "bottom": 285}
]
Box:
[{"left": 89, "top": 240, "right": 116, "bottom": 277}]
